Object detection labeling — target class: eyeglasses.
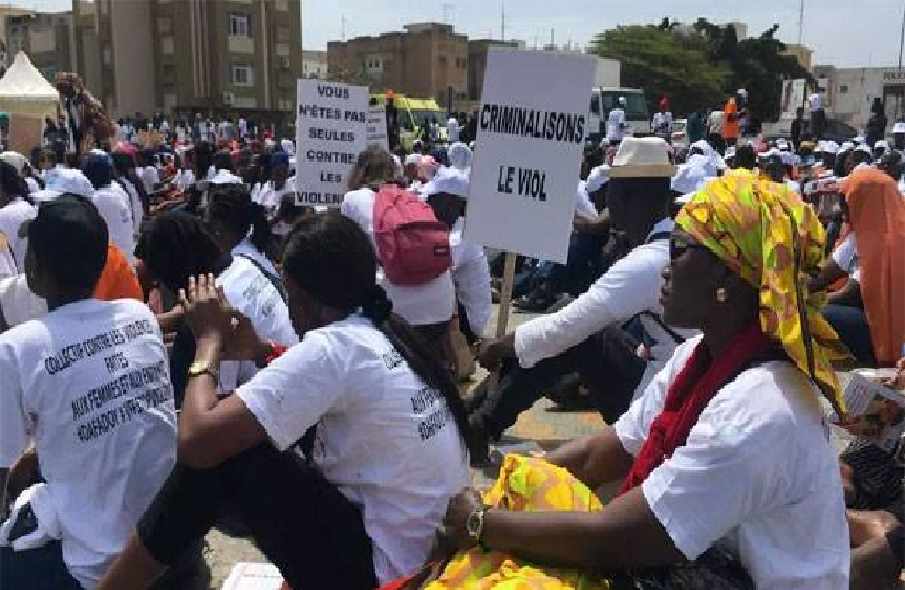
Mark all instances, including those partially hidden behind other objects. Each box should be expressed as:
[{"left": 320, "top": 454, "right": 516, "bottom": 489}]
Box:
[{"left": 669, "top": 234, "right": 710, "bottom": 260}]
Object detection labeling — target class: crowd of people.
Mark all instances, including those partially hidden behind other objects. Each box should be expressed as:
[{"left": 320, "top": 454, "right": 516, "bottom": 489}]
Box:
[{"left": 0, "top": 84, "right": 902, "bottom": 590}]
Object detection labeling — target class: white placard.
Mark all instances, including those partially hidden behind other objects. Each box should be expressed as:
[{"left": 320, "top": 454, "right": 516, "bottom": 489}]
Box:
[
  {"left": 463, "top": 49, "right": 596, "bottom": 264},
  {"left": 780, "top": 79, "right": 806, "bottom": 120},
  {"left": 366, "top": 105, "right": 390, "bottom": 152},
  {"left": 295, "top": 79, "right": 368, "bottom": 207}
]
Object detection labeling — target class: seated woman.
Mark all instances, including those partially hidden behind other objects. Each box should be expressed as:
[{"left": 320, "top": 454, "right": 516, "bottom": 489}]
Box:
[
  {"left": 439, "top": 175, "right": 851, "bottom": 587},
  {"left": 95, "top": 214, "right": 473, "bottom": 590},
  {"left": 809, "top": 166, "right": 905, "bottom": 365},
  {"left": 204, "top": 186, "right": 279, "bottom": 280}
]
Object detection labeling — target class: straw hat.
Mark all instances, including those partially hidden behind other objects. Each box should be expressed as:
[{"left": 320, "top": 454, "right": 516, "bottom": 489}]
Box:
[{"left": 608, "top": 137, "right": 676, "bottom": 178}]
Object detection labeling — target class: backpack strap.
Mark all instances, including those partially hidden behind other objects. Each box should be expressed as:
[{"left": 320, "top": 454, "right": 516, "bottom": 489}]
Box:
[{"left": 235, "top": 254, "right": 286, "bottom": 303}]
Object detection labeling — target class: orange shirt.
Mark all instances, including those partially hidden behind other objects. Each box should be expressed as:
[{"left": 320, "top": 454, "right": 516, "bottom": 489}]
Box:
[
  {"left": 723, "top": 98, "right": 740, "bottom": 140},
  {"left": 93, "top": 243, "right": 143, "bottom": 302}
]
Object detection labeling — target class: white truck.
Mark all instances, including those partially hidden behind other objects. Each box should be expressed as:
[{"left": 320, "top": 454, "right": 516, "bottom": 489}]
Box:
[{"left": 586, "top": 57, "right": 651, "bottom": 142}]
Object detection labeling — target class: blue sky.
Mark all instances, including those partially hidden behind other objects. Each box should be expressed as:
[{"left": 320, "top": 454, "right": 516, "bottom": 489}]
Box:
[{"left": 25, "top": 0, "right": 899, "bottom": 68}]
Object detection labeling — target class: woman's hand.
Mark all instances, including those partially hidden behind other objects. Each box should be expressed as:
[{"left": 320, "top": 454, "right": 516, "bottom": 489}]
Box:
[
  {"left": 221, "top": 310, "right": 271, "bottom": 363},
  {"left": 438, "top": 488, "right": 484, "bottom": 551},
  {"left": 476, "top": 333, "right": 516, "bottom": 371},
  {"left": 884, "top": 357, "right": 905, "bottom": 390},
  {"left": 179, "top": 274, "right": 232, "bottom": 346}
]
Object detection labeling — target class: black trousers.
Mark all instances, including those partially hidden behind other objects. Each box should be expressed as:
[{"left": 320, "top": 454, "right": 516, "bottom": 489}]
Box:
[
  {"left": 469, "top": 326, "right": 647, "bottom": 440},
  {"left": 137, "top": 444, "right": 376, "bottom": 590}
]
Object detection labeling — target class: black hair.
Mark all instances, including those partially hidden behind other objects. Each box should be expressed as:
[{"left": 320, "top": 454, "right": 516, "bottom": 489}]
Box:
[
  {"left": 193, "top": 141, "right": 215, "bottom": 178},
  {"left": 347, "top": 145, "right": 396, "bottom": 191},
  {"left": 851, "top": 150, "right": 873, "bottom": 167},
  {"left": 214, "top": 150, "right": 234, "bottom": 173},
  {"left": 0, "top": 161, "right": 29, "bottom": 201},
  {"left": 282, "top": 214, "right": 474, "bottom": 453},
  {"left": 112, "top": 152, "right": 135, "bottom": 178},
  {"left": 207, "top": 187, "right": 275, "bottom": 257},
  {"left": 733, "top": 145, "right": 757, "bottom": 170},
  {"left": 31, "top": 194, "right": 108, "bottom": 293},
  {"left": 83, "top": 158, "right": 113, "bottom": 190},
  {"left": 140, "top": 212, "right": 223, "bottom": 293}
]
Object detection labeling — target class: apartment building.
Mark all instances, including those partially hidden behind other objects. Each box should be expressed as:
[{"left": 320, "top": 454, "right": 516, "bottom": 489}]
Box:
[
  {"left": 71, "top": 0, "right": 302, "bottom": 120},
  {"left": 327, "top": 22, "right": 467, "bottom": 108},
  {"left": 302, "top": 49, "right": 327, "bottom": 79},
  {"left": 4, "top": 10, "right": 73, "bottom": 81},
  {"left": 467, "top": 39, "right": 521, "bottom": 102}
]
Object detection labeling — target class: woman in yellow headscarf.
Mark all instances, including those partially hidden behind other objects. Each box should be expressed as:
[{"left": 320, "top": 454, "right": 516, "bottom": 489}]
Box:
[{"left": 434, "top": 173, "right": 850, "bottom": 589}]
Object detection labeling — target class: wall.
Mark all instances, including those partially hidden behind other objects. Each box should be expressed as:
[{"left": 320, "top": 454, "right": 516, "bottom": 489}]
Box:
[{"left": 109, "top": 0, "right": 154, "bottom": 118}]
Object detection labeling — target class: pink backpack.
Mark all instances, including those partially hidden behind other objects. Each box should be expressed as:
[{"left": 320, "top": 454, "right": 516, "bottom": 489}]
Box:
[{"left": 373, "top": 185, "right": 451, "bottom": 286}]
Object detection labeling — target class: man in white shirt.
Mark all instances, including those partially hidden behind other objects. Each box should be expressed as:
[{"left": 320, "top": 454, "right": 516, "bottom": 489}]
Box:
[
  {"left": 606, "top": 97, "right": 627, "bottom": 145},
  {"left": 0, "top": 197, "right": 176, "bottom": 589},
  {"left": 810, "top": 91, "right": 826, "bottom": 140},
  {"left": 706, "top": 106, "right": 725, "bottom": 153},
  {"left": 83, "top": 153, "right": 136, "bottom": 264},
  {"left": 472, "top": 138, "right": 694, "bottom": 452},
  {"left": 447, "top": 115, "right": 460, "bottom": 144},
  {"left": 651, "top": 97, "right": 673, "bottom": 137}
]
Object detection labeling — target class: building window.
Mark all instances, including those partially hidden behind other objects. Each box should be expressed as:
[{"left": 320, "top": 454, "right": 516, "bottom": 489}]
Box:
[
  {"left": 276, "top": 25, "right": 290, "bottom": 42},
  {"left": 157, "top": 16, "right": 172, "bottom": 34},
  {"left": 162, "top": 64, "right": 175, "bottom": 85},
  {"left": 276, "top": 0, "right": 289, "bottom": 11},
  {"left": 839, "top": 85, "right": 848, "bottom": 93},
  {"left": 231, "top": 65, "right": 254, "bottom": 86},
  {"left": 439, "top": 55, "right": 447, "bottom": 67},
  {"left": 456, "top": 91, "right": 467, "bottom": 101},
  {"left": 455, "top": 57, "right": 466, "bottom": 68},
  {"left": 161, "top": 36, "right": 174, "bottom": 55},
  {"left": 229, "top": 13, "right": 251, "bottom": 38}
]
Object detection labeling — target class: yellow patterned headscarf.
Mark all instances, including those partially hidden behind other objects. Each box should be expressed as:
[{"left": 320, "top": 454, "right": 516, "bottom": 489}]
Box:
[{"left": 676, "top": 170, "right": 848, "bottom": 416}]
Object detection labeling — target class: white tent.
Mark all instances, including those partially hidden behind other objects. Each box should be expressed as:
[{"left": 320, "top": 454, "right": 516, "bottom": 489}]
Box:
[{"left": 0, "top": 52, "right": 59, "bottom": 118}]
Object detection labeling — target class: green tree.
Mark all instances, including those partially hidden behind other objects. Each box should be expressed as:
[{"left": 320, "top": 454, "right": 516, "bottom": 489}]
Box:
[
  {"left": 591, "top": 20, "right": 814, "bottom": 121},
  {"left": 589, "top": 25, "right": 729, "bottom": 116}
]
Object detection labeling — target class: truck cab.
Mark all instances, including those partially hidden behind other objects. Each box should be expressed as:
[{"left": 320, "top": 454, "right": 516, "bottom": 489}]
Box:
[
  {"left": 370, "top": 93, "right": 446, "bottom": 151},
  {"left": 588, "top": 87, "right": 650, "bottom": 143}
]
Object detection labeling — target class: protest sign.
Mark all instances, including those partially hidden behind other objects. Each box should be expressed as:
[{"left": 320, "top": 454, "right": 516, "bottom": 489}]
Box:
[
  {"left": 366, "top": 105, "right": 389, "bottom": 152},
  {"left": 463, "top": 49, "right": 596, "bottom": 264},
  {"left": 295, "top": 79, "right": 368, "bottom": 207},
  {"left": 832, "top": 369, "right": 905, "bottom": 453}
]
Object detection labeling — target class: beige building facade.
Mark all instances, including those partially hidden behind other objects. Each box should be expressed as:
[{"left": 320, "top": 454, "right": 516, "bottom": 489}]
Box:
[
  {"left": 71, "top": 0, "right": 302, "bottom": 120},
  {"left": 328, "top": 22, "right": 468, "bottom": 108},
  {"left": 4, "top": 10, "right": 73, "bottom": 81}
]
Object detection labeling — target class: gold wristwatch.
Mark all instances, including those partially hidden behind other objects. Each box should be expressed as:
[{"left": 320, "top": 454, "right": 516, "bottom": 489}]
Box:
[
  {"left": 187, "top": 360, "right": 219, "bottom": 380},
  {"left": 466, "top": 507, "right": 488, "bottom": 549}
]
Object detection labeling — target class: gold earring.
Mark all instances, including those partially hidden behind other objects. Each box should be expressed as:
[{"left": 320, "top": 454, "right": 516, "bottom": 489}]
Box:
[{"left": 716, "top": 287, "right": 728, "bottom": 303}]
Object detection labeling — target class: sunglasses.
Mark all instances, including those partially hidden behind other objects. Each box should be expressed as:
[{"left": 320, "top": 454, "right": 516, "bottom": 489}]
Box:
[{"left": 669, "top": 234, "right": 710, "bottom": 260}]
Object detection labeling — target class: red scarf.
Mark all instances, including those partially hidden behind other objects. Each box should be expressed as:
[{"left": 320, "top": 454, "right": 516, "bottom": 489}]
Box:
[{"left": 619, "top": 323, "right": 778, "bottom": 496}]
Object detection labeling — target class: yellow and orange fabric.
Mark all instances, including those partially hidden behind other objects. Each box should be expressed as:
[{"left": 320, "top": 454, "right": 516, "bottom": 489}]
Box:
[
  {"left": 676, "top": 171, "right": 849, "bottom": 416},
  {"left": 426, "top": 454, "right": 611, "bottom": 590}
]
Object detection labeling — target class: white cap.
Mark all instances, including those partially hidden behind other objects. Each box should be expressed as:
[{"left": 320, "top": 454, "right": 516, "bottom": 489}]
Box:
[
  {"left": 671, "top": 160, "right": 711, "bottom": 195},
  {"left": 0, "top": 151, "right": 26, "bottom": 174},
  {"left": 874, "top": 139, "right": 890, "bottom": 151},
  {"left": 280, "top": 139, "right": 295, "bottom": 156},
  {"left": 893, "top": 122, "right": 905, "bottom": 134},
  {"left": 618, "top": 96, "right": 627, "bottom": 106},
  {"left": 822, "top": 140, "right": 839, "bottom": 154},
  {"left": 724, "top": 146, "right": 736, "bottom": 160},
  {"left": 853, "top": 136, "right": 865, "bottom": 145},
  {"left": 448, "top": 142, "right": 473, "bottom": 172},
  {"left": 422, "top": 166, "right": 469, "bottom": 198},
  {"left": 839, "top": 141, "right": 855, "bottom": 153},
  {"left": 404, "top": 153, "right": 421, "bottom": 167},
  {"left": 855, "top": 144, "right": 873, "bottom": 156},
  {"left": 775, "top": 139, "right": 791, "bottom": 151},
  {"left": 45, "top": 168, "right": 94, "bottom": 198},
  {"left": 208, "top": 169, "right": 243, "bottom": 185},
  {"left": 585, "top": 164, "right": 610, "bottom": 193}
]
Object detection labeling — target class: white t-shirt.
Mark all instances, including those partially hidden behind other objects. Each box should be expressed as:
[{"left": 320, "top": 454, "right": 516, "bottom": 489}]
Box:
[
  {"left": 0, "top": 200, "right": 37, "bottom": 271},
  {"left": 447, "top": 118, "right": 460, "bottom": 143},
  {"left": 236, "top": 314, "right": 469, "bottom": 584},
  {"left": 114, "top": 178, "right": 143, "bottom": 237},
  {"left": 707, "top": 110, "right": 724, "bottom": 135},
  {"left": 232, "top": 237, "right": 279, "bottom": 278},
  {"left": 92, "top": 185, "right": 136, "bottom": 265},
  {"left": 615, "top": 336, "right": 849, "bottom": 589},
  {"left": 514, "top": 219, "right": 696, "bottom": 393},
  {"left": 652, "top": 111, "right": 673, "bottom": 134},
  {"left": 0, "top": 273, "right": 47, "bottom": 327},
  {"left": 832, "top": 232, "right": 859, "bottom": 282},
  {"left": 141, "top": 165, "right": 159, "bottom": 195},
  {"left": 450, "top": 218, "right": 491, "bottom": 337},
  {"left": 0, "top": 299, "right": 177, "bottom": 589},
  {"left": 810, "top": 92, "right": 824, "bottom": 111},
  {"left": 342, "top": 188, "right": 456, "bottom": 326},
  {"left": 174, "top": 168, "right": 196, "bottom": 192},
  {"left": 176, "top": 125, "right": 188, "bottom": 143},
  {"left": 216, "top": 256, "right": 298, "bottom": 392},
  {"left": 606, "top": 108, "right": 626, "bottom": 141},
  {"left": 256, "top": 181, "right": 295, "bottom": 211},
  {"left": 25, "top": 176, "right": 39, "bottom": 194}
]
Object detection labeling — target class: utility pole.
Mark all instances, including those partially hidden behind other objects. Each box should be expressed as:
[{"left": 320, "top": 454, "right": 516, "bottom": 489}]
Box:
[
  {"left": 500, "top": 1, "right": 505, "bottom": 41},
  {"left": 341, "top": 15, "right": 348, "bottom": 42},
  {"left": 898, "top": 0, "right": 905, "bottom": 119},
  {"left": 797, "top": 0, "right": 804, "bottom": 45},
  {"left": 442, "top": 3, "right": 454, "bottom": 25}
]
